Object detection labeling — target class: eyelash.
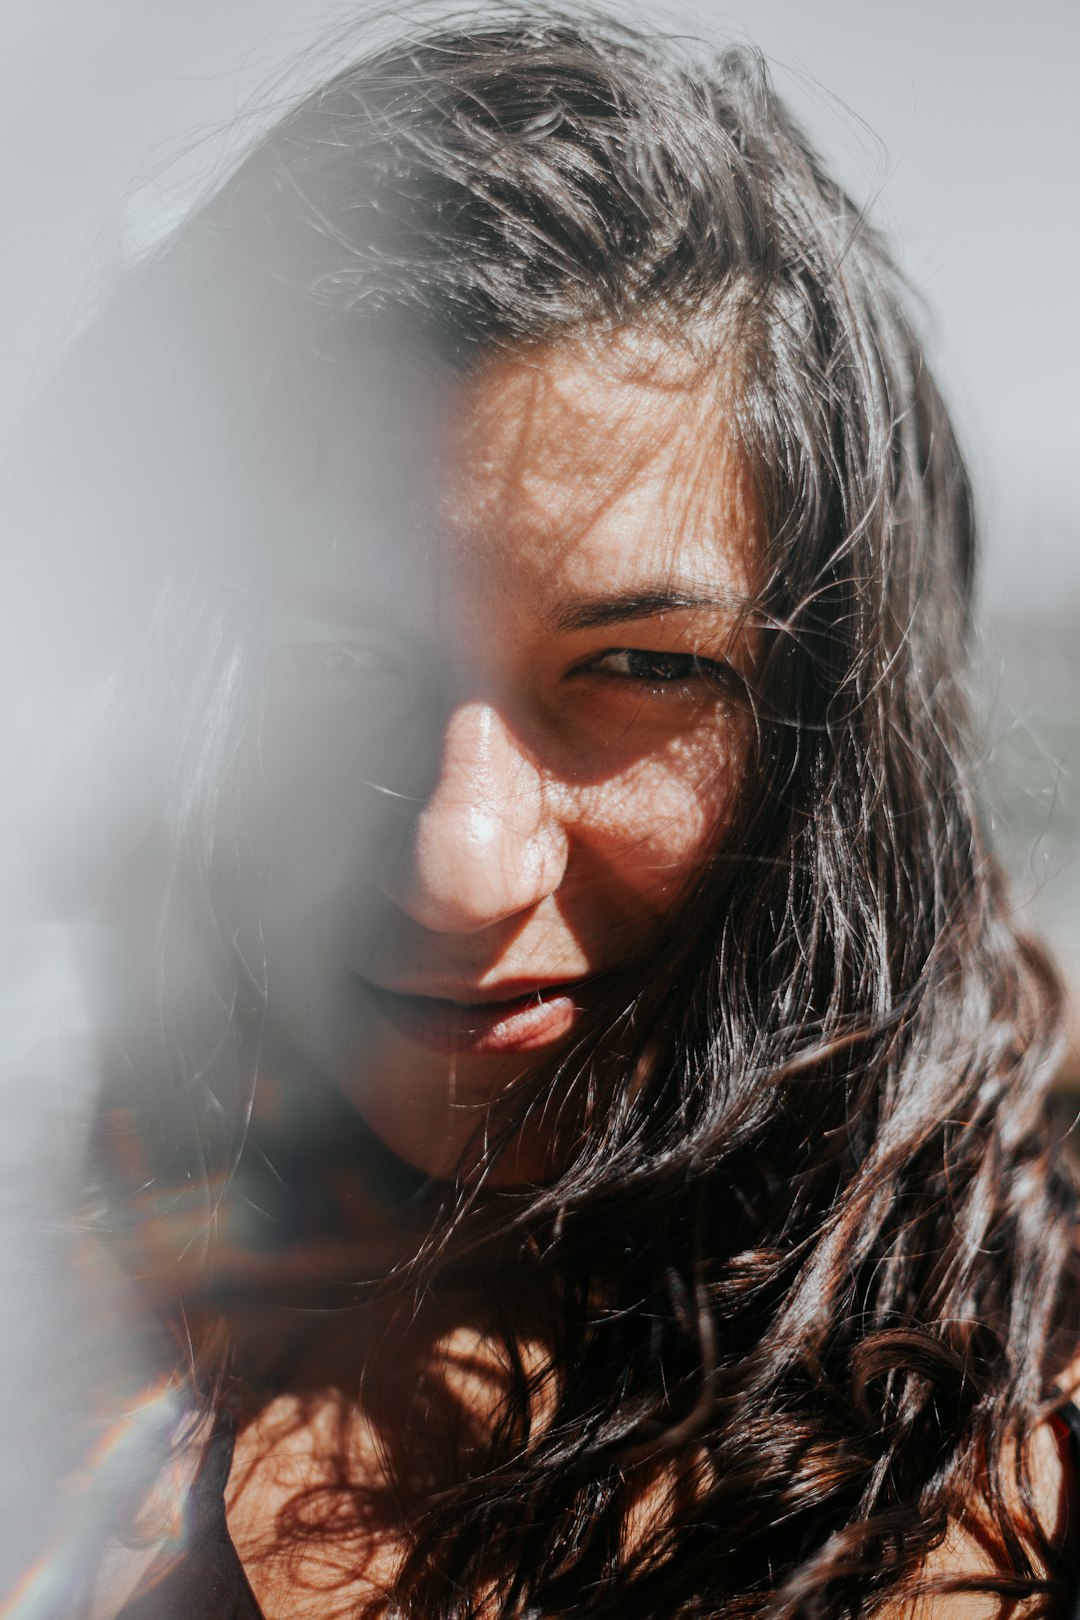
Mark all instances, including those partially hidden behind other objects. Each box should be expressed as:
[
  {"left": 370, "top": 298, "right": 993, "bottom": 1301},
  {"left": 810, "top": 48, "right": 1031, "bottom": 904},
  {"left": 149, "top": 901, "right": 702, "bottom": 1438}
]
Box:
[
  {"left": 582, "top": 648, "right": 731, "bottom": 694},
  {"left": 281, "top": 641, "right": 734, "bottom": 704},
  {"left": 283, "top": 641, "right": 401, "bottom": 679}
]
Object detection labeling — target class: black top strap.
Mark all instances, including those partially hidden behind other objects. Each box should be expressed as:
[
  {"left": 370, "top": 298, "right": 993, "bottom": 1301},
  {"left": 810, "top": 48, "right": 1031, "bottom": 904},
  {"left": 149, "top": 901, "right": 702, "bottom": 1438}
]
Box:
[
  {"left": 1052, "top": 1398, "right": 1080, "bottom": 1620},
  {"left": 1057, "top": 1398, "right": 1080, "bottom": 1451},
  {"left": 112, "top": 1399, "right": 1080, "bottom": 1620},
  {"left": 113, "top": 1408, "right": 265, "bottom": 1620}
]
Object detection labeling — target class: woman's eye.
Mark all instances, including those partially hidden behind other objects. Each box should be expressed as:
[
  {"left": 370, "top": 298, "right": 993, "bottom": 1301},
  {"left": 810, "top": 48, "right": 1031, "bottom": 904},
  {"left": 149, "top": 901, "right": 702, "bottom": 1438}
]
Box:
[
  {"left": 311, "top": 642, "right": 392, "bottom": 675},
  {"left": 585, "top": 648, "right": 727, "bottom": 689},
  {"left": 284, "top": 639, "right": 403, "bottom": 682},
  {"left": 270, "top": 638, "right": 420, "bottom": 719}
]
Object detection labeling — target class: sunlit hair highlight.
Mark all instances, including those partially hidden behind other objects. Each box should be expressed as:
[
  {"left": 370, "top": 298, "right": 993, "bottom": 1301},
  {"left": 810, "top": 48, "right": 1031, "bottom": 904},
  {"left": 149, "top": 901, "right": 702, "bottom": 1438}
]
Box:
[{"left": 33, "top": 6, "right": 1080, "bottom": 1617}]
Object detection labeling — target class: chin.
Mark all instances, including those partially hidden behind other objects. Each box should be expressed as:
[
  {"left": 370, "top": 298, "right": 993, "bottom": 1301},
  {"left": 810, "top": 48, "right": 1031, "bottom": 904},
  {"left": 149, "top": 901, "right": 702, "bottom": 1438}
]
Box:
[{"left": 345, "top": 1038, "right": 562, "bottom": 1187}]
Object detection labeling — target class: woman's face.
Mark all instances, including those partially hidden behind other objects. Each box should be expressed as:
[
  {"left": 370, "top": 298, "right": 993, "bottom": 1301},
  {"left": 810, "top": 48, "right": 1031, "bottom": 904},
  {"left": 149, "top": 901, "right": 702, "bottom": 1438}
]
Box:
[{"left": 248, "top": 335, "right": 761, "bottom": 1178}]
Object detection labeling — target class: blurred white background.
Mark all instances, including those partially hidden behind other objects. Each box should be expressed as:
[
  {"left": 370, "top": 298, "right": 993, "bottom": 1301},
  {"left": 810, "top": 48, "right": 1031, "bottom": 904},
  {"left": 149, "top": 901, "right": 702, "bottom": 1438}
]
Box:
[{"left": 0, "top": 0, "right": 1077, "bottom": 1027}]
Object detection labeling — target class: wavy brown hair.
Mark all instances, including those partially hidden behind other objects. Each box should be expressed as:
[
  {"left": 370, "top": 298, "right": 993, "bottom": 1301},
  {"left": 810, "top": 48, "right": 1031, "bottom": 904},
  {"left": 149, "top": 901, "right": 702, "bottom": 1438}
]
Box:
[{"left": 30, "top": 6, "right": 1080, "bottom": 1617}]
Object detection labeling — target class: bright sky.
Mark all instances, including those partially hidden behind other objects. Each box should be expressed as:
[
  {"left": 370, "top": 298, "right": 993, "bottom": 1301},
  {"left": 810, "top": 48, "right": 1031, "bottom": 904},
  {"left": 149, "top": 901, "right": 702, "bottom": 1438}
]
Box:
[{"left": 0, "top": 0, "right": 1075, "bottom": 613}]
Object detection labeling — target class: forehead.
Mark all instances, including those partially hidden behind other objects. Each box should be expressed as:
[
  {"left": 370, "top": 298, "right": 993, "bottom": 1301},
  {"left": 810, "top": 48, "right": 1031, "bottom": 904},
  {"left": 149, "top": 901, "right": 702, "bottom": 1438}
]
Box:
[
  {"left": 441, "top": 340, "right": 761, "bottom": 606},
  {"left": 243, "top": 328, "right": 761, "bottom": 617}
]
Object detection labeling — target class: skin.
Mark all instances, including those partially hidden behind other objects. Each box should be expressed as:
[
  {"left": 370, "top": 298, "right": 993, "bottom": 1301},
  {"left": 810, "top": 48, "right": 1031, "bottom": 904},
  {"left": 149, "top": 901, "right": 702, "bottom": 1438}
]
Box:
[
  {"left": 251, "top": 333, "right": 763, "bottom": 1181},
  {"left": 89, "top": 335, "right": 1074, "bottom": 1619},
  {"left": 104, "top": 331, "right": 771, "bottom": 1617}
]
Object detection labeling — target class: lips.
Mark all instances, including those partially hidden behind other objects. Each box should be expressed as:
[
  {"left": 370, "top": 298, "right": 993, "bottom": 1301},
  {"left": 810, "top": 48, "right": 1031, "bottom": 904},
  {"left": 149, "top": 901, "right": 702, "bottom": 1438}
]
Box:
[{"left": 356, "top": 976, "right": 589, "bottom": 1054}]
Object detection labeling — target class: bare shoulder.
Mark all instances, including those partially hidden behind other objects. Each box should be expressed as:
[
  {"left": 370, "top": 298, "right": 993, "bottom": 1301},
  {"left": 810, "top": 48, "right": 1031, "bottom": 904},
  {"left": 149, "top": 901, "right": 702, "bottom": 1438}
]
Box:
[{"left": 880, "top": 1397, "right": 1074, "bottom": 1620}]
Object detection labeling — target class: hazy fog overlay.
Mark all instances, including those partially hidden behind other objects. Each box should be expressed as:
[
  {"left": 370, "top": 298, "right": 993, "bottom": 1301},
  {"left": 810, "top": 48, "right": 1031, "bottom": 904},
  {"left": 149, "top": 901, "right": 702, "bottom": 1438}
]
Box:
[
  {"left": 0, "top": 390, "right": 189, "bottom": 1603},
  {"left": 0, "top": 0, "right": 1077, "bottom": 1598}
]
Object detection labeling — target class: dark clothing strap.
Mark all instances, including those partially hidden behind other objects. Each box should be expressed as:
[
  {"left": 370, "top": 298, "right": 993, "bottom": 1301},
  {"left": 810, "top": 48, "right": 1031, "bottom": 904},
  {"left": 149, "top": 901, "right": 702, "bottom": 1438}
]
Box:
[
  {"left": 115, "top": 1400, "right": 1080, "bottom": 1619},
  {"left": 113, "top": 1409, "right": 262, "bottom": 1620}
]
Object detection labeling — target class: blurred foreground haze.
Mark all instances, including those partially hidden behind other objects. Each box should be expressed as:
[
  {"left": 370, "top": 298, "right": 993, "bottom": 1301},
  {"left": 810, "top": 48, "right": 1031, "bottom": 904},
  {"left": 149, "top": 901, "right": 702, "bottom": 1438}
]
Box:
[
  {"left": 0, "top": 0, "right": 1077, "bottom": 1032},
  {"left": 0, "top": 0, "right": 1076, "bottom": 1590}
]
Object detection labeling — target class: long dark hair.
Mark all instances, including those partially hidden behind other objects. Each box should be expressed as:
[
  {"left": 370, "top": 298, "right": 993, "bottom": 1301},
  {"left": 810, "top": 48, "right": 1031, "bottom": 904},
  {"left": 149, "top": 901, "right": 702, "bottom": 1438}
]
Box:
[{"left": 23, "top": 6, "right": 1080, "bottom": 1616}]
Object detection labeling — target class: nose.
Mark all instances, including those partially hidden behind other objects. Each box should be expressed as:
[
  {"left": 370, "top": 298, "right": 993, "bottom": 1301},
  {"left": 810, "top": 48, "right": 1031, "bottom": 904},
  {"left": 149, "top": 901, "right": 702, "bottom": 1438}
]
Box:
[{"left": 381, "top": 701, "right": 568, "bottom": 933}]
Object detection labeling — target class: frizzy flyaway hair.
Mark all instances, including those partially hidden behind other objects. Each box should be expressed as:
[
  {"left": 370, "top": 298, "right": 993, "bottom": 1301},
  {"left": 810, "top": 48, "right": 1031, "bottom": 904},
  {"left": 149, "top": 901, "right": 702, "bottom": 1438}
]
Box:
[{"left": 58, "top": 6, "right": 1080, "bottom": 1617}]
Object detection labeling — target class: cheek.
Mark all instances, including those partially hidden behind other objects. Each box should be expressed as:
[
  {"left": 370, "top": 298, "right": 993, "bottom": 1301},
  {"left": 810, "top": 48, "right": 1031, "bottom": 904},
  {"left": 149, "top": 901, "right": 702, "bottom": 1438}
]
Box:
[
  {"left": 573, "top": 715, "right": 750, "bottom": 915},
  {"left": 248, "top": 683, "right": 437, "bottom": 903},
  {"left": 250, "top": 779, "right": 390, "bottom": 1077},
  {"left": 236, "top": 723, "right": 395, "bottom": 985}
]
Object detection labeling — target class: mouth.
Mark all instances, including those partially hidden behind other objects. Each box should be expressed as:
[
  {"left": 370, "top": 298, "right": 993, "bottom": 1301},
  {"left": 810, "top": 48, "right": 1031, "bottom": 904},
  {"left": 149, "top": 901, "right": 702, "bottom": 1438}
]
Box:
[{"left": 354, "top": 976, "right": 591, "bottom": 1055}]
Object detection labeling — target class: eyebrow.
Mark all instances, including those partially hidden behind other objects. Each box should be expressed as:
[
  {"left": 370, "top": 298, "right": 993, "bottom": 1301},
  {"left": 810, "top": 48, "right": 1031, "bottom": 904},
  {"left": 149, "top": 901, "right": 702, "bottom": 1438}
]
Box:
[{"left": 549, "top": 587, "right": 750, "bottom": 633}]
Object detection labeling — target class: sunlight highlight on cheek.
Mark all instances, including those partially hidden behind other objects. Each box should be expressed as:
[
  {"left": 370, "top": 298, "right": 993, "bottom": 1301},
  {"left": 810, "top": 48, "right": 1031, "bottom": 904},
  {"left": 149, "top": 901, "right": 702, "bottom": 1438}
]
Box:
[{"left": 590, "top": 719, "right": 749, "bottom": 913}]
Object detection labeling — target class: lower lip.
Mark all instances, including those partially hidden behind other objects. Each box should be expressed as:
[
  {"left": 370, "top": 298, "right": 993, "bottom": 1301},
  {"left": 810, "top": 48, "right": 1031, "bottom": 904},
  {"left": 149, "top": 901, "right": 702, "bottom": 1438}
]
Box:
[{"left": 357, "top": 980, "right": 584, "bottom": 1054}]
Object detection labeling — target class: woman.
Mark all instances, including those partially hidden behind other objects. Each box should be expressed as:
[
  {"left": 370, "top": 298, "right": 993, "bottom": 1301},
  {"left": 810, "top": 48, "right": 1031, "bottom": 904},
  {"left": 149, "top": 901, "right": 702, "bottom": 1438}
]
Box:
[{"left": 5, "top": 7, "right": 1079, "bottom": 1617}]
